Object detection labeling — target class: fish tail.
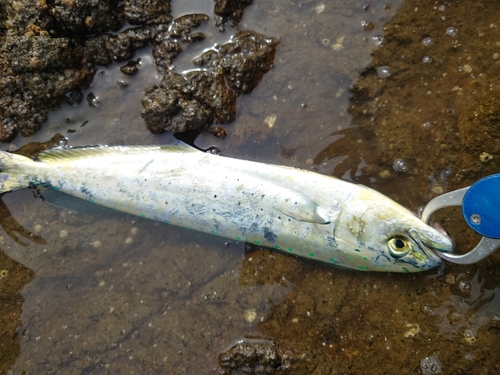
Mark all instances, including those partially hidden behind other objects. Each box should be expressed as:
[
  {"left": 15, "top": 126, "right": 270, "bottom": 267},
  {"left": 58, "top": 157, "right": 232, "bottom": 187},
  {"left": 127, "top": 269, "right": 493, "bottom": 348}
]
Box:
[{"left": 0, "top": 151, "right": 39, "bottom": 193}]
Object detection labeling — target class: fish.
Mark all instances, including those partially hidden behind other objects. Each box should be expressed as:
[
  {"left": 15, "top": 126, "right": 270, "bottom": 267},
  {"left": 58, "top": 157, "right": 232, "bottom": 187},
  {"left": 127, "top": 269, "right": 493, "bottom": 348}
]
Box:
[{"left": 0, "top": 141, "right": 452, "bottom": 272}]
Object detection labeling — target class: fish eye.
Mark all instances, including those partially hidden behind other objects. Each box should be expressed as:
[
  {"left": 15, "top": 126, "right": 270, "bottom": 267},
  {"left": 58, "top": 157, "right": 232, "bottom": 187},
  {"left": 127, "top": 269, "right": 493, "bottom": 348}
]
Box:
[{"left": 387, "top": 236, "right": 411, "bottom": 258}]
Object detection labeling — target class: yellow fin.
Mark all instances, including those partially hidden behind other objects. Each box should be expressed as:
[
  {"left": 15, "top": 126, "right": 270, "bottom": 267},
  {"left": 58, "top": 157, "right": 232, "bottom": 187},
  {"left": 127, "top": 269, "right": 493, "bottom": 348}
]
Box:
[{"left": 37, "top": 141, "right": 198, "bottom": 163}]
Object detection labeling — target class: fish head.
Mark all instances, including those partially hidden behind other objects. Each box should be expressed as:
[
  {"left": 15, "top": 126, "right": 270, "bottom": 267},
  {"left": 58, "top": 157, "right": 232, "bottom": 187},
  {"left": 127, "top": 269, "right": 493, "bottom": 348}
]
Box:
[{"left": 333, "top": 188, "right": 452, "bottom": 272}]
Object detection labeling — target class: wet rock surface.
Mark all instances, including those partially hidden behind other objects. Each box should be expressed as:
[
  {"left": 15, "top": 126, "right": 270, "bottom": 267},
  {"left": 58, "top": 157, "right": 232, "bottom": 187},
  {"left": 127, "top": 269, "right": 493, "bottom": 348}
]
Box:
[
  {"left": 194, "top": 30, "right": 278, "bottom": 94},
  {"left": 141, "top": 70, "right": 236, "bottom": 134},
  {"left": 84, "top": 27, "right": 154, "bottom": 66},
  {"left": 214, "top": 0, "right": 254, "bottom": 27},
  {"left": 151, "top": 14, "right": 209, "bottom": 69},
  {"left": 217, "top": 337, "right": 295, "bottom": 374},
  {"left": 0, "top": 34, "right": 92, "bottom": 142},
  {"left": 123, "top": 0, "right": 171, "bottom": 25},
  {"left": 142, "top": 30, "right": 277, "bottom": 134},
  {"left": 0, "top": 0, "right": 275, "bottom": 142},
  {"left": 119, "top": 59, "right": 142, "bottom": 76},
  {"left": 48, "top": 0, "right": 124, "bottom": 35},
  {"left": 0, "top": 0, "right": 167, "bottom": 143}
]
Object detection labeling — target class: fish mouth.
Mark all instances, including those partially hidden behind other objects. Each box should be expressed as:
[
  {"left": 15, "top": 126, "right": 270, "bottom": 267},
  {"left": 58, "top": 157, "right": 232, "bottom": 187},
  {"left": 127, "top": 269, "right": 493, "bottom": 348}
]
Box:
[{"left": 408, "top": 228, "right": 453, "bottom": 263}]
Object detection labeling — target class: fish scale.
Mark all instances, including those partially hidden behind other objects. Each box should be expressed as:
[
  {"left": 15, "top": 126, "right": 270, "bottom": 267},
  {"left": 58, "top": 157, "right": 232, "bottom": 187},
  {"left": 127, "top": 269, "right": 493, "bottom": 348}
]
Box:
[{"left": 0, "top": 141, "right": 452, "bottom": 272}]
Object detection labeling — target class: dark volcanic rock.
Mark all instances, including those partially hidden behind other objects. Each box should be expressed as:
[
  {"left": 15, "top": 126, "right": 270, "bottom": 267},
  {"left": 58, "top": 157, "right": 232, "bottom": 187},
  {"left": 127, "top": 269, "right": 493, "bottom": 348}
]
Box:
[
  {"left": 218, "top": 337, "right": 296, "bottom": 374},
  {"left": 169, "top": 14, "right": 209, "bottom": 41},
  {"left": 141, "top": 71, "right": 236, "bottom": 134},
  {"left": 214, "top": 0, "right": 254, "bottom": 27},
  {"left": 85, "top": 27, "right": 154, "bottom": 65},
  {"left": 123, "top": 0, "right": 172, "bottom": 25},
  {"left": 194, "top": 30, "right": 278, "bottom": 93},
  {"left": 3, "top": 0, "right": 55, "bottom": 37},
  {"left": 0, "top": 35, "right": 92, "bottom": 142},
  {"left": 49, "top": 0, "right": 124, "bottom": 35},
  {"left": 142, "top": 29, "right": 277, "bottom": 135},
  {"left": 120, "top": 59, "right": 141, "bottom": 76},
  {"left": 4, "top": 36, "right": 83, "bottom": 73},
  {"left": 152, "top": 14, "right": 209, "bottom": 70},
  {"left": 0, "top": 0, "right": 274, "bottom": 142},
  {"left": 0, "top": 0, "right": 171, "bottom": 142}
]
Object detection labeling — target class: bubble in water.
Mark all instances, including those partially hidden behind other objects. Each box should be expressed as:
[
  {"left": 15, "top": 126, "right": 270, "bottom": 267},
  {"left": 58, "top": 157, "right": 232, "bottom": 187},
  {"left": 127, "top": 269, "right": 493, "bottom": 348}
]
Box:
[
  {"left": 441, "top": 165, "right": 453, "bottom": 178},
  {"left": 58, "top": 138, "right": 69, "bottom": 148},
  {"left": 422, "top": 56, "right": 433, "bottom": 63},
  {"left": 206, "top": 147, "right": 220, "bottom": 155},
  {"left": 458, "top": 280, "right": 471, "bottom": 293},
  {"left": 420, "top": 355, "right": 442, "bottom": 375},
  {"left": 392, "top": 158, "right": 411, "bottom": 173},
  {"left": 422, "top": 37, "right": 432, "bottom": 46},
  {"left": 86, "top": 92, "right": 100, "bottom": 108},
  {"left": 446, "top": 26, "right": 458, "bottom": 37},
  {"left": 372, "top": 35, "right": 384, "bottom": 47},
  {"left": 376, "top": 66, "right": 391, "bottom": 78}
]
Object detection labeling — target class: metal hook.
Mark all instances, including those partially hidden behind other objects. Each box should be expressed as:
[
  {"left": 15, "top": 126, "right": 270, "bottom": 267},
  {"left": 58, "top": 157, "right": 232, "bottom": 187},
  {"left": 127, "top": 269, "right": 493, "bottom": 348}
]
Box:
[{"left": 421, "top": 186, "right": 500, "bottom": 264}]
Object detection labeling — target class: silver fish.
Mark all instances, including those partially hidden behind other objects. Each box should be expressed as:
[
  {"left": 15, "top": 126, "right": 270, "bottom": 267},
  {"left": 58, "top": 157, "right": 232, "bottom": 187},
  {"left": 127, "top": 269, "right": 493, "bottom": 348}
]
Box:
[{"left": 0, "top": 142, "right": 452, "bottom": 272}]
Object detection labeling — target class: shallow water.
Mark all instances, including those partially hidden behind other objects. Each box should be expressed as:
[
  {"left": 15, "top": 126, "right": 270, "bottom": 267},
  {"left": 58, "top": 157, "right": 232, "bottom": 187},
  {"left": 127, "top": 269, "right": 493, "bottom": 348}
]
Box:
[{"left": 1, "top": 0, "right": 500, "bottom": 374}]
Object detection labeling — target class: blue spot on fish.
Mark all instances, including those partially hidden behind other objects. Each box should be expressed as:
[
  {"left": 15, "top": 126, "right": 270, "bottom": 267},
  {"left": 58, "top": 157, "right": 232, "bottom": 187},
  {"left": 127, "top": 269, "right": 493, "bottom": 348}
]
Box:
[
  {"left": 213, "top": 219, "right": 221, "bottom": 230},
  {"left": 80, "top": 186, "right": 93, "bottom": 197},
  {"left": 263, "top": 227, "right": 277, "bottom": 243},
  {"left": 326, "top": 236, "right": 337, "bottom": 248},
  {"left": 249, "top": 222, "right": 259, "bottom": 233}
]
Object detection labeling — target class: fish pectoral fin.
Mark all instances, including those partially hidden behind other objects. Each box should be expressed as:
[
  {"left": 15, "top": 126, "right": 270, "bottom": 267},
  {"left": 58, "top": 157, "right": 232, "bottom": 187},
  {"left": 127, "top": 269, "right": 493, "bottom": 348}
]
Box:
[{"left": 273, "top": 198, "right": 330, "bottom": 224}]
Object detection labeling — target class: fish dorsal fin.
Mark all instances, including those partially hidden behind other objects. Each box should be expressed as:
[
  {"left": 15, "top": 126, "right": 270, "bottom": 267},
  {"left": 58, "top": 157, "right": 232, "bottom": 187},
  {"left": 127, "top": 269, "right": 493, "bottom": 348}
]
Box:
[
  {"left": 159, "top": 141, "right": 199, "bottom": 153},
  {"left": 37, "top": 141, "right": 198, "bottom": 163},
  {"left": 273, "top": 194, "right": 330, "bottom": 224}
]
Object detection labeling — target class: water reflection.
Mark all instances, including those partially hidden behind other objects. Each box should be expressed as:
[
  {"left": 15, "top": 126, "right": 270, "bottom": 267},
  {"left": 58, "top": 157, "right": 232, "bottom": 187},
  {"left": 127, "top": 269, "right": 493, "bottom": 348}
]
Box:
[
  {"left": 0, "top": 197, "right": 35, "bottom": 374},
  {"left": 0, "top": 196, "right": 45, "bottom": 247}
]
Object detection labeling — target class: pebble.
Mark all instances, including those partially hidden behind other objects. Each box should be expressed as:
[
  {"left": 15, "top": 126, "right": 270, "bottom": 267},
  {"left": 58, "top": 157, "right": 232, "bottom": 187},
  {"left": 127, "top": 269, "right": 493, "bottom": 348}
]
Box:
[
  {"left": 265, "top": 114, "right": 277, "bottom": 128},
  {"left": 376, "top": 66, "right": 391, "bottom": 79},
  {"left": 422, "top": 37, "right": 432, "bottom": 46},
  {"left": 446, "top": 26, "right": 458, "bottom": 37},
  {"left": 479, "top": 152, "right": 493, "bottom": 162},
  {"left": 244, "top": 309, "right": 257, "bottom": 323}
]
